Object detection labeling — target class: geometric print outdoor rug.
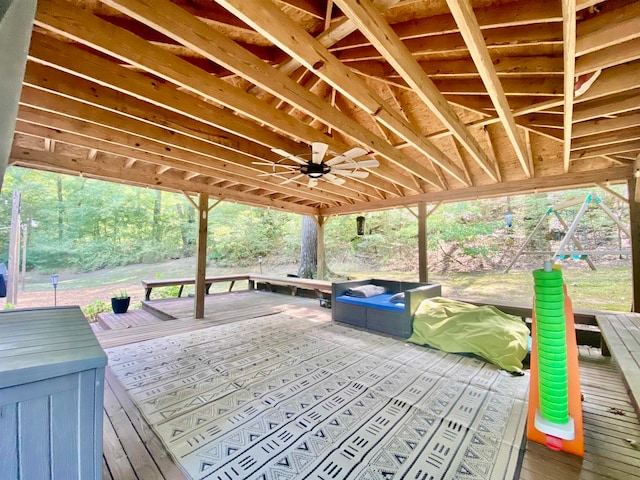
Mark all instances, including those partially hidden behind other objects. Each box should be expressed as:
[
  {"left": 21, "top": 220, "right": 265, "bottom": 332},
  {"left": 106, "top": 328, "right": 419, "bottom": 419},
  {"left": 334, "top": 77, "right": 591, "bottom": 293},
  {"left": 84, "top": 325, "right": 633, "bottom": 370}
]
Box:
[{"left": 105, "top": 313, "right": 529, "bottom": 480}]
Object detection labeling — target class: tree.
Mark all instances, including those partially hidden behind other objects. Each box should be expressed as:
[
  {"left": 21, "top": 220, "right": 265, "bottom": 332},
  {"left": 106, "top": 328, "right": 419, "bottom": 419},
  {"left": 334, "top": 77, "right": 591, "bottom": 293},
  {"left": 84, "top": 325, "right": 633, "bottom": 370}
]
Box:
[{"left": 297, "top": 215, "right": 317, "bottom": 278}]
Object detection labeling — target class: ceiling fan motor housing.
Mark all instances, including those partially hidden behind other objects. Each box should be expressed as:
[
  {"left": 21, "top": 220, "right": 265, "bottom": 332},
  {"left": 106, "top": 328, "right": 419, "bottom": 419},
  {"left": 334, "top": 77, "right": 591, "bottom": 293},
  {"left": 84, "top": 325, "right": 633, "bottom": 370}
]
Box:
[{"left": 301, "top": 161, "right": 331, "bottom": 178}]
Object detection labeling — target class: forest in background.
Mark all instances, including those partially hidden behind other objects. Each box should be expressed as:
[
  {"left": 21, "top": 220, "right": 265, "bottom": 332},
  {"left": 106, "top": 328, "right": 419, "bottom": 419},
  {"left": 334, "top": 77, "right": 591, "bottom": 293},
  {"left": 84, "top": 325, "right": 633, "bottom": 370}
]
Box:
[{"left": 0, "top": 167, "right": 632, "bottom": 278}]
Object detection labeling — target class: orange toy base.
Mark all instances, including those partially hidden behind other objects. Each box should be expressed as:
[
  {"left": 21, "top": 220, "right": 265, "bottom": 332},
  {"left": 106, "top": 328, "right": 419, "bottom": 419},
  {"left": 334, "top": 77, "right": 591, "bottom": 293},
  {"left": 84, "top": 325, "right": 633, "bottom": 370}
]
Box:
[{"left": 526, "top": 285, "right": 584, "bottom": 456}]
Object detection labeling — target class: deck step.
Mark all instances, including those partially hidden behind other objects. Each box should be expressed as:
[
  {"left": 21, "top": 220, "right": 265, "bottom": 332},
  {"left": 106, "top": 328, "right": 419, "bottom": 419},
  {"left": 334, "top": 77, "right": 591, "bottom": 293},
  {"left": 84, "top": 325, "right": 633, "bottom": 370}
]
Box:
[
  {"left": 97, "top": 309, "right": 163, "bottom": 330},
  {"left": 140, "top": 299, "right": 177, "bottom": 321}
]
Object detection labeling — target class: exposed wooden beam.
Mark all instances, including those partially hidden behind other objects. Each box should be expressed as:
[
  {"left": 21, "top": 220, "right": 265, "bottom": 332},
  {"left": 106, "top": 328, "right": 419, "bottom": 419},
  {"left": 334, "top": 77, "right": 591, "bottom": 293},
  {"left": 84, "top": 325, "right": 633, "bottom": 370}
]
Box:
[
  {"left": 28, "top": 32, "right": 304, "bottom": 157},
  {"left": 573, "top": 61, "right": 640, "bottom": 105},
  {"left": 336, "top": 24, "right": 563, "bottom": 62},
  {"left": 15, "top": 102, "right": 355, "bottom": 205},
  {"left": 576, "top": 1, "right": 640, "bottom": 56},
  {"left": 562, "top": 0, "right": 576, "bottom": 173},
  {"left": 320, "top": 165, "right": 634, "bottom": 215},
  {"left": 23, "top": 61, "right": 396, "bottom": 200},
  {"left": 101, "top": 0, "right": 430, "bottom": 193},
  {"left": 523, "top": 128, "right": 535, "bottom": 177},
  {"left": 332, "top": 0, "right": 561, "bottom": 51},
  {"left": 445, "top": 0, "right": 531, "bottom": 178},
  {"left": 576, "top": 38, "right": 640, "bottom": 76},
  {"left": 336, "top": 0, "right": 506, "bottom": 182},
  {"left": 572, "top": 128, "right": 640, "bottom": 151},
  {"left": 573, "top": 113, "right": 640, "bottom": 139},
  {"left": 482, "top": 126, "right": 502, "bottom": 182},
  {"left": 573, "top": 89, "right": 640, "bottom": 123},
  {"left": 35, "top": 0, "right": 405, "bottom": 194},
  {"left": 597, "top": 183, "right": 628, "bottom": 204},
  {"left": 216, "top": 0, "right": 470, "bottom": 187},
  {"left": 10, "top": 147, "right": 318, "bottom": 214},
  {"left": 570, "top": 140, "right": 640, "bottom": 161}
]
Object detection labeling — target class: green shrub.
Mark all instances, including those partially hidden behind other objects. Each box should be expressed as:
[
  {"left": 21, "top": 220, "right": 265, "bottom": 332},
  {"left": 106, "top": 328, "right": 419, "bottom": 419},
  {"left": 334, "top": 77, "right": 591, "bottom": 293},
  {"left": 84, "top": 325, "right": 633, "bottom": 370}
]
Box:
[{"left": 82, "top": 299, "right": 111, "bottom": 322}]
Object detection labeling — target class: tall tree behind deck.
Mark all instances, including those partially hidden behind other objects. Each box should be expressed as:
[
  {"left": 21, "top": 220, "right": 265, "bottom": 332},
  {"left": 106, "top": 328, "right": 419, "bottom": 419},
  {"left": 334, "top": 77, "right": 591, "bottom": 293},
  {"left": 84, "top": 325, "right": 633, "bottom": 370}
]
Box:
[{"left": 297, "top": 215, "right": 317, "bottom": 278}]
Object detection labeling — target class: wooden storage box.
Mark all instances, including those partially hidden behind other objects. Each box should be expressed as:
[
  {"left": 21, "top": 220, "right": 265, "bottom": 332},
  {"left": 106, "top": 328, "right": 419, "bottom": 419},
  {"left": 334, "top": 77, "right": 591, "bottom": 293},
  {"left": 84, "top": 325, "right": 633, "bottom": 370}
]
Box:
[{"left": 0, "top": 306, "right": 107, "bottom": 480}]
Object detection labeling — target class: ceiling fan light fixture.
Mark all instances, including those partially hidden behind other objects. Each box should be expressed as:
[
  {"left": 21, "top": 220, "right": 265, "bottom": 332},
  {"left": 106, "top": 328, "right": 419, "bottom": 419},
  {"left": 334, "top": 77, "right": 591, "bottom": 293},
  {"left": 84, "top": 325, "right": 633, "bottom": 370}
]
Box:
[{"left": 301, "top": 162, "right": 331, "bottom": 178}]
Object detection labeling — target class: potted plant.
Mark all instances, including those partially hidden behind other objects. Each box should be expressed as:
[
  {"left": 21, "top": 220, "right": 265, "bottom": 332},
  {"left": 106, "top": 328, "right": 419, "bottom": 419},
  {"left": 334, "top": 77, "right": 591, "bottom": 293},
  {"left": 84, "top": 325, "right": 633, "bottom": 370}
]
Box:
[{"left": 111, "top": 290, "right": 131, "bottom": 314}]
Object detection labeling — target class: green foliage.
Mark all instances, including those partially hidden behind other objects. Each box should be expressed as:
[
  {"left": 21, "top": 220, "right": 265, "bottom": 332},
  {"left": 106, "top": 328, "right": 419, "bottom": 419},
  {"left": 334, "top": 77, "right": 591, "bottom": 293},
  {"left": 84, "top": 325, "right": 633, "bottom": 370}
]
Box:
[
  {"left": 112, "top": 289, "right": 129, "bottom": 299},
  {"left": 155, "top": 285, "right": 183, "bottom": 299},
  {"left": 82, "top": 299, "right": 110, "bottom": 322},
  {"left": 0, "top": 168, "right": 630, "bottom": 280},
  {"left": 4, "top": 302, "right": 14, "bottom": 310}
]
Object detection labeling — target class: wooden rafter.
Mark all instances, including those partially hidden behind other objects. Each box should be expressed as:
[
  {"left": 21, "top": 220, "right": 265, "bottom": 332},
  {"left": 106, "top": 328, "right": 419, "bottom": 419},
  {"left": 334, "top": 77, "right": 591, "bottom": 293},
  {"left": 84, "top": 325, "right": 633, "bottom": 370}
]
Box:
[
  {"left": 10, "top": 147, "right": 318, "bottom": 214},
  {"left": 1, "top": 0, "right": 637, "bottom": 218},
  {"left": 216, "top": 0, "right": 469, "bottom": 188},
  {"left": 101, "top": 0, "right": 431, "bottom": 194},
  {"left": 335, "top": 0, "right": 501, "bottom": 182},
  {"left": 562, "top": 0, "right": 577, "bottom": 173},
  {"left": 445, "top": 0, "right": 531, "bottom": 178}
]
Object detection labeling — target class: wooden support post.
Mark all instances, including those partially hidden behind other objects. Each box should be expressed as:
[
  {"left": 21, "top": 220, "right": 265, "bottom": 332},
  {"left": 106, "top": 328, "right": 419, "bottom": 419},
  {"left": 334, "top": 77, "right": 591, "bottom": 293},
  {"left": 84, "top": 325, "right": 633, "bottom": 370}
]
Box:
[
  {"left": 316, "top": 215, "right": 326, "bottom": 281},
  {"left": 6, "top": 191, "right": 21, "bottom": 306},
  {"left": 629, "top": 174, "right": 640, "bottom": 312},
  {"left": 194, "top": 193, "right": 208, "bottom": 319},
  {"left": 418, "top": 202, "right": 428, "bottom": 282},
  {"left": 0, "top": 0, "right": 37, "bottom": 188}
]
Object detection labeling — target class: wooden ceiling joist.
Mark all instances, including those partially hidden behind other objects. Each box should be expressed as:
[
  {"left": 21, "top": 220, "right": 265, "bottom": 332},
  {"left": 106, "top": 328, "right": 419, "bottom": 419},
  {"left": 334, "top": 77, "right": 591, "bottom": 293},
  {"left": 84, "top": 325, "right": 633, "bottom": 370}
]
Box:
[
  {"left": 101, "top": 0, "right": 428, "bottom": 194},
  {"left": 4, "top": 0, "right": 636, "bottom": 216},
  {"left": 445, "top": 0, "right": 532, "bottom": 178},
  {"left": 216, "top": 0, "right": 470, "bottom": 188},
  {"left": 334, "top": 0, "right": 501, "bottom": 182},
  {"left": 10, "top": 147, "right": 318, "bottom": 214}
]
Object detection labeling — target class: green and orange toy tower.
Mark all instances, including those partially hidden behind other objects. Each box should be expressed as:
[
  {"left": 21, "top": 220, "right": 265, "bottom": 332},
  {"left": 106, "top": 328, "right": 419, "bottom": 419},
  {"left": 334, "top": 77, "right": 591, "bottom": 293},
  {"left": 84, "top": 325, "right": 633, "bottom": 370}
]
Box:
[{"left": 527, "top": 262, "right": 584, "bottom": 456}]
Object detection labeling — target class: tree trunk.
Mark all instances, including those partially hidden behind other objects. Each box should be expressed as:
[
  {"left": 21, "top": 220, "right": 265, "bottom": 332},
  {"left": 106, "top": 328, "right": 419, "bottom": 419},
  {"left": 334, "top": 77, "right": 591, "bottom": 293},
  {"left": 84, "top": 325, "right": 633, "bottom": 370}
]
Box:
[
  {"left": 153, "top": 189, "right": 162, "bottom": 242},
  {"left": 176, "top": 202, "right": 192, "bottom": 255},
  {"left": 297, "top": 215, "right": 317, "bottom": 278}
]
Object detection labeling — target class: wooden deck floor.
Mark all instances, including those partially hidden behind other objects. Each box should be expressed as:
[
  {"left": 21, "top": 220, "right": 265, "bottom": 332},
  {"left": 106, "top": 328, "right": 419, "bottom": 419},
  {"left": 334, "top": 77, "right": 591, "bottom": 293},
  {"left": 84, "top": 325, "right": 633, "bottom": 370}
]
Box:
[{"left": 95, "top": 291, "right": 640, "bottom": 480}]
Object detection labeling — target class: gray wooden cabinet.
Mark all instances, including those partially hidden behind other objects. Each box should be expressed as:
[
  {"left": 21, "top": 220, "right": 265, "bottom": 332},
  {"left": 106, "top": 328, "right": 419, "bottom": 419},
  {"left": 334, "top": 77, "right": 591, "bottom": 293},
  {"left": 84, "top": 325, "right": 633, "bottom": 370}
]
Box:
[{"left": 0, "top": 306, "right": 107, "bottom": 480}]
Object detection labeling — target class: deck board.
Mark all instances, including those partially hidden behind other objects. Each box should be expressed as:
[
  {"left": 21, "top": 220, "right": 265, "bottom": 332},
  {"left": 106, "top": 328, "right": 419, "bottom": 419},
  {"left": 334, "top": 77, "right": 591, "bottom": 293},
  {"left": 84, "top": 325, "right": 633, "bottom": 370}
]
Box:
[
  {"left": 96, "top": 292, "right": 640, "bottom": 480},
  {"left": 597, "top": 312, "right": 640, "bottom": 416},
  {"left": 97, "top": 309, "right": 161, "bottom": 330}
]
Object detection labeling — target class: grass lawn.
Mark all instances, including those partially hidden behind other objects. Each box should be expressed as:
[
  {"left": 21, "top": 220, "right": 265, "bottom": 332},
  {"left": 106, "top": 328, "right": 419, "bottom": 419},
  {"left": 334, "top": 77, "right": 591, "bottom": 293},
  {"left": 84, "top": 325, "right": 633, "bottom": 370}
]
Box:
[
  {"left": 335, "top": 265, "right": 632, "bottom": 312},
  {"left": 4, "top": 258, "right": 632, "bottom": 313}
]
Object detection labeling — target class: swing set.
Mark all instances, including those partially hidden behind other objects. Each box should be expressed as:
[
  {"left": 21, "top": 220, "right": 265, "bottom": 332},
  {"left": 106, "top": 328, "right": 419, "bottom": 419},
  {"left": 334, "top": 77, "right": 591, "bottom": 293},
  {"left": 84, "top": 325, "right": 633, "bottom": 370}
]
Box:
[{"left": 505, "top": 193, "right": 630, "bottom": 272}]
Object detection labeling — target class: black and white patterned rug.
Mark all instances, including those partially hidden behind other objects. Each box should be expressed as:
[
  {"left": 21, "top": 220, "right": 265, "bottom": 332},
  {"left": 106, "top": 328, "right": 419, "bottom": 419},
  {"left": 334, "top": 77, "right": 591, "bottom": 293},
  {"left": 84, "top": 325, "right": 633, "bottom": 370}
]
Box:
[{"left": 106, "top": 313, "right": 529, "bottom": 480}]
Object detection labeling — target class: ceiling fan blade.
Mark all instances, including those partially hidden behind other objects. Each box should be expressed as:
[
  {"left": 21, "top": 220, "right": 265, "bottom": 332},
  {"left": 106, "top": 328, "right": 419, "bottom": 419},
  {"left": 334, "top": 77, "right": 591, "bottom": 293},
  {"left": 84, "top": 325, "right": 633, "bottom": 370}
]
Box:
[
  {"left": 308, "top": 177, "right": 319, "bottom": 188},
  {"left": 281, "top": 173, "right": 304, "bottom": 184},
  {"left": 271, "top": 148, "right": 307, "bottom": 165},
  {"left": 325, "top": 147, "right": 367, "bottom": 166},
  {"left": 333, "top": 158, "right": 380, "bottom": 169},
  {"left": 324, "top": 173, "right": 346, "bottom": 185},
  {"left": 333, "top": 170, "right": 369, "bottom": 179},
  {"left": 311, "top": 142, "right": 329, "bottom": 164}
]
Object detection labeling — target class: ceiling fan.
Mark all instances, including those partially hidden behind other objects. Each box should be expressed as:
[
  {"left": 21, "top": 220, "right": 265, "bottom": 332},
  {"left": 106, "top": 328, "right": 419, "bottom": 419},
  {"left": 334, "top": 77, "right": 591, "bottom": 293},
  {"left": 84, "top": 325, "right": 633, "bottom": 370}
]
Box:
[{"left": 253, "top": 142, "right": 379, "bottom": 187}]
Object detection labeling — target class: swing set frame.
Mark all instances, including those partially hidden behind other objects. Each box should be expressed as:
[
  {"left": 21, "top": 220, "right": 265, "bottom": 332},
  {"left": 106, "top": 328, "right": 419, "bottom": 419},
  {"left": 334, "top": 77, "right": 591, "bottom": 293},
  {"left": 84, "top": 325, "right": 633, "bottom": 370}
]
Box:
[{"left": 505, "top": 193, "right": 630, "bottom": 273}]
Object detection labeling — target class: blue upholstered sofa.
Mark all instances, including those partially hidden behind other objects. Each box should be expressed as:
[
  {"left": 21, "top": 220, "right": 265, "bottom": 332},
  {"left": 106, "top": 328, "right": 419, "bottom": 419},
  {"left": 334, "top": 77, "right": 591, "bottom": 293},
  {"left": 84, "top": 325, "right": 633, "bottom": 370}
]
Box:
[{"left": 332, "top": 279, "right": 441, "bottom": 338}]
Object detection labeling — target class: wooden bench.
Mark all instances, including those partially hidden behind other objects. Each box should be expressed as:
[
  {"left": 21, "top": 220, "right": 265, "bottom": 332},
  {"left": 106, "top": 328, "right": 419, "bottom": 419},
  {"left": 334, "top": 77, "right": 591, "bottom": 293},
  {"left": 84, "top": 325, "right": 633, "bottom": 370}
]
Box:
[
  {"left": 248, "top": 274, "right": 331, "bottom": 298},
  {"left": 596, "top": 312, "right": 640, "bottom": 416},
  {"left": 142, "top": 274, "right": 331, "bottom": 301},
  {"left": 142, "top": 274, "right": 249, "bottom": 300}
]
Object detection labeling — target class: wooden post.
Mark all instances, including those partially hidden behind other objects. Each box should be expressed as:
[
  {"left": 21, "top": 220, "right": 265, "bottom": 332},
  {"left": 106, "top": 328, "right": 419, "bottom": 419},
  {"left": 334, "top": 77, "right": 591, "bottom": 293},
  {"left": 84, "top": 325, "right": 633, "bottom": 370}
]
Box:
[
  {"left": 418, "top": 202, "right": 428, "bottom": 282},
  {"left": 630, "top": 172, "right": 640, "bottom": 313},
  {"left": 6, "top": 190, "right": 21, "bottom": 305},
  {"left": 0, "top": 0, "right": 38, "bottom": 188},
  {"left": 316, "top": 215, "right": 326, "bottom": 280},
  {"left": 194, "top": 193, "right": 208, "bottom": 319}
]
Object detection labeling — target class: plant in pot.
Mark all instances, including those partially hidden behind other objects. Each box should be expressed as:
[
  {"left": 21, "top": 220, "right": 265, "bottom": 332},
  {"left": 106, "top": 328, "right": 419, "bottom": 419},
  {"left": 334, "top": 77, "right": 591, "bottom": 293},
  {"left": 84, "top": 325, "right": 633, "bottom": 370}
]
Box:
[{"left": 111, "top": 290, "right": 131, "bottom": 314}]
